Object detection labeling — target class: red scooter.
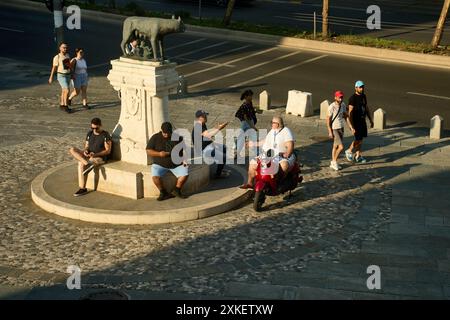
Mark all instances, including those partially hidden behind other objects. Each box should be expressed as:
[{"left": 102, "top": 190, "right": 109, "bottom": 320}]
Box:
[{"left": 253, "top": 150, "right": 303, "bottom": 212}]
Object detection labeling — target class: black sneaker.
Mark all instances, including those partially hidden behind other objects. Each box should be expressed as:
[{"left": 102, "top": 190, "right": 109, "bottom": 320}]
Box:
[
  {"left": 82, "top": 162, "right": 95, "bottom": 176},
  {"left": 157, "top": 190, "right": 175, "bottom": 201},
  {"left": 73, "top": 188, "right": 88, "bottom": 197},
  {"left": 171, "top": 187, "right": 187, "bottom": 199},
  {"left": 65, "top": 106, "right": 72, "bottom": 114},
  {"left": 68, "top": 98, "right": 72, "bottom": 106},
  {"left": 83, "top": 104, "right": 90, "bottom": 109}
]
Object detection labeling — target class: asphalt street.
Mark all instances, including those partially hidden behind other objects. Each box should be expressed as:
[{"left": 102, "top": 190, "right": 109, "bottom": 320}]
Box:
[
  {"left": 1, "top": 1, "right": 450, "bottom": 129},
  {"left": 93, "top": 0, "right": 450, "bottom": 45}
]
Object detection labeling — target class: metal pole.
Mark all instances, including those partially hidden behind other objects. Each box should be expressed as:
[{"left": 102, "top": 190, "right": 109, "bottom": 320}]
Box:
[
  {"left": 313, "top": 11, "right": 316, "bottom": 39},
  {"left": 199, "top": 0, "right": 202, "bottom": 20},
  {"left": 53, "top": 0, "right": 64, "bottom": 49}
]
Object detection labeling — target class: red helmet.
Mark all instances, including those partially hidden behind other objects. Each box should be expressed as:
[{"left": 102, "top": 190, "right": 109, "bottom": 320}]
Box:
[{"left": 334, "top": 90, "right": 344, "bottom": 98}]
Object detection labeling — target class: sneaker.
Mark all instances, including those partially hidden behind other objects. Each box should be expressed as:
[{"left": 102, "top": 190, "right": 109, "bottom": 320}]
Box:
[
  {"left": 157, "top": 190, "right": 174, "bottom": 201},
  {"left": 66, "top": 106, "right": 72, "bottom": 114},
  {"left": 355, "top": 156, "right": 367, "bottom": 163},
  {"left": 68, "top": 98, "right": 72, "bottom": 106},
  {"left": 171, "top": 187, "right": 187, "bottom": 199},
  {"left": 73, "top": 188, "right": 88, "bottom": 197},
  {"left": 82, "top": 162, "right": 95, "bottom": 176},
  {"left": 83, "top": 104, "right": 90, "bottom": 109},
  {"left": 330, "top": 161, "right": 340, "bottom": 171},
  {"left": 345, "top": 150, "right": 353, "bottom": 162}
]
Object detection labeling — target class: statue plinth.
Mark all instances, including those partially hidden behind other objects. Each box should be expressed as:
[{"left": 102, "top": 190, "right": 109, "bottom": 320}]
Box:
[
  {"left": 107, "top": 57, "right": 179, "bottom": 165},
  {"left": 84, "top": 57, "right": 210, "bottom": 199}
]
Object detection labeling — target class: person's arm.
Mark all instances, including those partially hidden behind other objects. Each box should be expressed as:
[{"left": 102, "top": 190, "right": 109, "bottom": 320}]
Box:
[
  {"left": 347, "top": 104, "right": 356, "bottom": 134},
  {"left": 282, "top": 140, "right": 294, "bottom": 158},
  {"left": 365, "top": 104, "right": 374, "bottom": 128},
  {"left": 146, "top": 148, "right": 169, "bottom": 158},
  {"left": 202, "top": 122, "right": 228, "bottom": 139},
  {"left": 48, "top": 65, "right": 57, "bottom": 84},
  {"left": 326, "top": 113, "right": 333, "bottom": 139},
  {"left": 91, "top": 140, "right": 112, "bottom": 158}
]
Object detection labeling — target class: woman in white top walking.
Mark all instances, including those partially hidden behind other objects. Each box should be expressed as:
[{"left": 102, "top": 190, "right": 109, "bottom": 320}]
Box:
[{"left": 68, "top": 48, "right": 90, "bottom": 109}]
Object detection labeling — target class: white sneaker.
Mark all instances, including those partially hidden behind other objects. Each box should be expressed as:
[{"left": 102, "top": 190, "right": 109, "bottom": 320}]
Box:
[{"left": 330, "top": 161, "right": 340, "bottom": 171}]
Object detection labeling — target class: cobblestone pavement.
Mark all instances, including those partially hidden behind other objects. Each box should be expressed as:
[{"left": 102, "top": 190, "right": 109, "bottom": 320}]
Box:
[{"left": 0, "top": 58, "right": 449, "bottom": 299}]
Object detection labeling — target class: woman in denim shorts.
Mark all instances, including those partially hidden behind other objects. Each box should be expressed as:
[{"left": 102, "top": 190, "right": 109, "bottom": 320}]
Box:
[{"left": 68, "top": 48, "right": 90, "bottom": 109}]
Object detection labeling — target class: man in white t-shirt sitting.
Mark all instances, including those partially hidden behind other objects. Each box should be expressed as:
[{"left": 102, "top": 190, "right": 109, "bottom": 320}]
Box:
[{"left": 240, "top": 116, "right": 296, "bottom": 189}]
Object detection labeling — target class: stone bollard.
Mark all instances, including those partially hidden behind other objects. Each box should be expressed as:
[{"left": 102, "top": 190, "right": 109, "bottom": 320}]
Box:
[
  {"left": 373, "top": 108, "right": 386, "bottom": 130},
  {"left": 178, "top": 75, "right": 188, "bottom": 95},
  {"left": 430, "top": 115, "right": 444, "bottom": 140},
  {"left": 286, "top": 90, "right": 314, "bottom": 117},
  {"left": 320, "top": 100, "right": 330, "bottom": 120},
  {"left": 259, "top": 90, "right": 271, "bottom": 111}
]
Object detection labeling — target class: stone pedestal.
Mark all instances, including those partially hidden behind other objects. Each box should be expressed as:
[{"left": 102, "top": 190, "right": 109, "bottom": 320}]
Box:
[
  {"left": 86, "top": 162, "right": 210, "bottom": 199},
  {"left": 107, "top": 57, "right": 179, "bottom": 165},
  {"left": 88, "top": 57, "right": 211, "bottom": 199}
]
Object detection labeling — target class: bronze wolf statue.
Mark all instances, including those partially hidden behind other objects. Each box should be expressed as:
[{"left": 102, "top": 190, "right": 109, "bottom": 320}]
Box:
[{"left": 121, "top": 16, "right": 185, "bottom": 61}]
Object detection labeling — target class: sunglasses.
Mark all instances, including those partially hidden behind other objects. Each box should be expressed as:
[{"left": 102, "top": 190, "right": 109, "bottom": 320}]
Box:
[
  {"left": 91, "top": 126, "right": 99, "bottom": 130},
  {"left": 271, "top": 122, "right": 279, "bottom": 125}
]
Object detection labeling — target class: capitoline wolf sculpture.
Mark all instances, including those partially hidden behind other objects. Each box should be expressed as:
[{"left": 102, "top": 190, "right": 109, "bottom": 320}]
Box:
[{"left": 121, "top": 16, "right": 185, "bottom": 61}]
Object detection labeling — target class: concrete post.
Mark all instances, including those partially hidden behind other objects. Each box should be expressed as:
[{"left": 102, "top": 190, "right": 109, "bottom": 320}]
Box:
[
  {"left": 373, "top": 108, "right": 386, "bottom": 130},
  {"left": 320, "top": 100, "right": 330, "bottom": 120},
  {"left": 430, "top": 115, "right": 444, "bottom": 140},
  {"left": 259, "top": 90, "right": 271, "bottom": 111}
]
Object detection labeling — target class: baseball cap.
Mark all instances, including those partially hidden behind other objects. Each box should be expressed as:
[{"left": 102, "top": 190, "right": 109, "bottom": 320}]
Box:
[
  {"left": 334, "top": 90, "right": 344, "bottom": 98},
  {"left": 355, "top": 80, "right": 365, "bottom": 88},
  {"left": 195, "top": 110, "right": 209, "bottom": 118},
  {"left": 161, "top": 122, "right": 173, "bottom": 134}
]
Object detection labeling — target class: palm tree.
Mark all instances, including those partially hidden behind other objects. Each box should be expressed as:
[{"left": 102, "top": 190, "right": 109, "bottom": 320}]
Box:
[
  {"left": 322, "top": 0, "right": 329, "bottom": 38},
  {"left": 432, "top": 0, "right": 450, "bottom": 48},
  {"left": 223, "top": 0, "right": 237, "bottom": 26}
]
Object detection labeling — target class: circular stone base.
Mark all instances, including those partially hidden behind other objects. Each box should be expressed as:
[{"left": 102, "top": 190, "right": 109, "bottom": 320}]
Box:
[{"left": 31, "top": 162, "right": 251, "bottom": 225}]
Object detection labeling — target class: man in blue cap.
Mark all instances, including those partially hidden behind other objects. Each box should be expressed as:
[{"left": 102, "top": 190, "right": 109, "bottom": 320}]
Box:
[
  {"left": 345, "top": 80, "right": 374, "bottom": 163},
  {"left": 191, "top": 110, "right": 229, "bottom": 178}
]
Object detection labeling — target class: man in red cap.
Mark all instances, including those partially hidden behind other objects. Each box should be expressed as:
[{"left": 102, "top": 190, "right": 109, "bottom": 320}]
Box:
[{"left": 327, "top": 91, "right": 350, "bottom": 171}]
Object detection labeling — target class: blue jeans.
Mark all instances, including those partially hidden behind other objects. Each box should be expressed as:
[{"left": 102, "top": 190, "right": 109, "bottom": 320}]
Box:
[
  {"left": 236, "top": 120, "right": 254, "bottom": 155},
  {"left": 151, "top": 163, "right": 188, "bottom": 178}
]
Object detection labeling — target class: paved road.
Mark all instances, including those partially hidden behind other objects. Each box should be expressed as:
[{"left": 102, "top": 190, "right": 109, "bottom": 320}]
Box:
[
  {"left": 1, "top": 1, "right": 450, "bottom": 129},
  {"left": 94, "top": 0, "right": 450, "bottom": 45}
]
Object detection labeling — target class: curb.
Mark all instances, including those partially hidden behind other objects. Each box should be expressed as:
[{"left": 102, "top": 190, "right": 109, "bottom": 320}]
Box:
[
  {"left": 11, "top": 0, "right": 450, "bottom": 70},
  {"left": 31, "top": 162, "right": 252, "bottom": 225}
]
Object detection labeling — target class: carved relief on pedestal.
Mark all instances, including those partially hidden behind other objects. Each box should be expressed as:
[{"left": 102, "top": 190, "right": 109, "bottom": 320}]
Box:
[{"left": 124, "top": 87, "right": 142, "bottom": 121}]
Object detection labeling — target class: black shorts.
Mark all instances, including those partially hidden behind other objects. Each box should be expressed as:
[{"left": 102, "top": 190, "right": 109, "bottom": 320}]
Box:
[{"left": 354, "top": 123, "right": 368, "bottom": 141}]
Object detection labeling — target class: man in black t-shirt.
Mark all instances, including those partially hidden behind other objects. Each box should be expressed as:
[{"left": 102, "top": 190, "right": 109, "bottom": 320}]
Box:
[
  {"left": 345, "top": 80, "right": 374, "bottom": 164},
  {"left": 191, "top": 110, "right": 229, "bottom": 179},
  {"left": 146, "top": 122, "right": 189, "bottom": 201},
  {"left": 69, "top": 118, "right": 112, "bottom": 197}
]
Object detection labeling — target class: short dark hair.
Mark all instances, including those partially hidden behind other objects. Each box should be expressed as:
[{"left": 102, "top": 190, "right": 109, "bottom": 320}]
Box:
[
  {"left": 75, "top": 48, "right": 84, "bottom": 54},
  {"left": 91, "top": 118, "right": 102, "bottom": 126},
  {"left": 240, "top": 89, "right": 254, "bottom": 101},
  {"left": 161, "top": 122, "right": 173, "bottom": 134}
]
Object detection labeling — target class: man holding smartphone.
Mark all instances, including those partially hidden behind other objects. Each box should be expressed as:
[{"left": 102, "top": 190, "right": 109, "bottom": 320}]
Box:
[{"left": 68, "top": 118, "right": 112, "bottom": 197}]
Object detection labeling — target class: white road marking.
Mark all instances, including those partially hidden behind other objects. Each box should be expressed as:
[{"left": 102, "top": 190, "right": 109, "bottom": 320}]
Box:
[
  {"left": 176, "top": 45, "right": 252, "bottom": 69},
  {"left": 184, "top": 47, "right": 278, "bottom": 78},
  {"left": 176, "top": 58, "right": 235, "bottom": 68},
  {"left": 189, "top": 50, "right": 301, "bottom": 89},
  {"left": 165, "top": 38, "right": 207, "bottom": 52},
  {"left": 0, "top": 26, "right": 24, "bottom": 33},
  {"left": 172, "top": 41, "right": 228, "bottom": 59},
  {"left": 407, "top": 92, "right": 450, "bottom": 100},
  {"left": 225, "top": 54, "right": 328, "bottom": 90}
]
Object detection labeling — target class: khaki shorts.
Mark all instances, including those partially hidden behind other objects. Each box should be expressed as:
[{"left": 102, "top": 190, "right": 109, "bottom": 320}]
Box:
[{"left": 333, "top": 128, "right": 344, "bottom": 146}]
